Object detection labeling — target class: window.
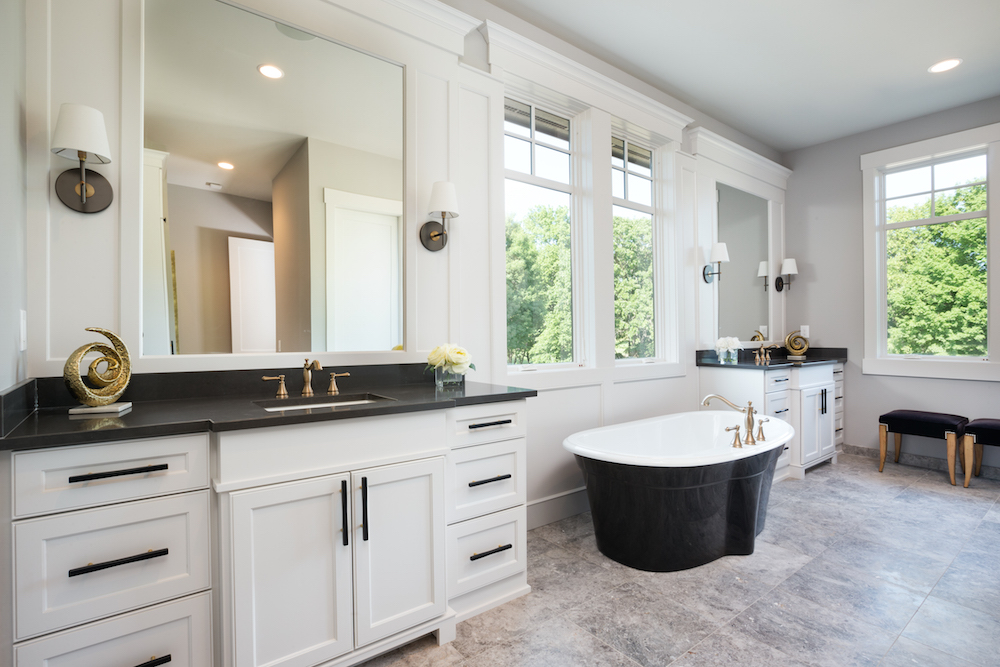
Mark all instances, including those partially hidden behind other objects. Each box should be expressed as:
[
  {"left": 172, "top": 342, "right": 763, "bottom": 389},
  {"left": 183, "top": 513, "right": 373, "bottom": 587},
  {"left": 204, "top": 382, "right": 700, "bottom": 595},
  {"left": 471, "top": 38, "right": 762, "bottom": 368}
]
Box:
[
  {"left": 611, "top": 137, "right": 655, "bottom": 359},
  {"left": 504, "top": 98, "right": 575, "bottom": 366},
  {"left": 882, "top": 153, "right": 987, "bottom": 357},
  {"left": 861, "top": 122, "right": 1000, "bottom": 381}
]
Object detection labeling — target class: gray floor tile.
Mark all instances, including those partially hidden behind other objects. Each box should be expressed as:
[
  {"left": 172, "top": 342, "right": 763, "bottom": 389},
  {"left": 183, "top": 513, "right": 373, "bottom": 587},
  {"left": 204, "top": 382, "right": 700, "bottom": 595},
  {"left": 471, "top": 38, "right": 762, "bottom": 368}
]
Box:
[
  {"left": 756, "top": 506, "right": 841, "bottom": 556},
  {"left": 929, "top": 550, "right": 1000, "bottom": 619},
  {"left": 777, "top": 557, "right": 925, "bottom": 633},
  {"left": 879, "top": 636, "right": 978, "bottom": 667},
  {"left": 566, "top": 582, "right": 718, "bottom": 666},
  {"left": 766, "top": 496, "right": 869, "bottom": 536},
  {"left": 820, "top": 534, "right": 952, "bottom": 594},
  {"left": 983, "top": 502, "right": 1000, "bottom": 524},
  {"left": 450, "top": 594, "right": 558, "bottom": 660},
  {"left": 470, "top": 615, "right": 640, "bottom": 667},
  {"left": 528, "top": 511, "right": 594, "bottom": 549},
  {"left": 959, "top": 519, "right": 1000, "bottom": 556},
  {"left": 850, "top": 514, "right": 970, "bottom": 562},
  {"left": 884, "top": 486, "right": 996, "bottom": 523},
  {"left": 720, "top": 539, "right": 813, "bottom": 588},
  {"left": 729, "top": 587, "right": 897, "bottom": 667},
  {"left": 910, "top": 470, "right": 1000, "bottom": 501},
  {"left": 526, "top": 537, "right": 633, "bottom": 613},
  {"left": 901, "top": 597, "right": 1000, "bottom": 666},
  {"left": 669, "top": 625, "right": 812, "bottom": 667},
  {"left": 358, "top": 633, "right": 465, "bottom": 667}
]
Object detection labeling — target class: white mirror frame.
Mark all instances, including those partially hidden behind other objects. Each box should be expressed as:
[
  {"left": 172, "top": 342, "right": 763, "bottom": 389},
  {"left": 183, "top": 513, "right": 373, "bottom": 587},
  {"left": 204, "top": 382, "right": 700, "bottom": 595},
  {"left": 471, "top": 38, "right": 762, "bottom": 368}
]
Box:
[{"left": 688, "top": 128, "right": 791, "bottom": 350}]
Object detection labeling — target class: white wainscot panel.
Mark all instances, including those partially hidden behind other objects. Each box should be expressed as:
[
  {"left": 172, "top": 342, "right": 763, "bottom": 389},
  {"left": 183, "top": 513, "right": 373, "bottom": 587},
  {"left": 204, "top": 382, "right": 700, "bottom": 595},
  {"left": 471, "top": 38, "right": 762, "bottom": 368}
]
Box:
[
  {"left": 608, "top": 376, "right": 697, "bottom": 426},
  {"left": 525, "top": 384, "right": 602, "bottom": 505}
]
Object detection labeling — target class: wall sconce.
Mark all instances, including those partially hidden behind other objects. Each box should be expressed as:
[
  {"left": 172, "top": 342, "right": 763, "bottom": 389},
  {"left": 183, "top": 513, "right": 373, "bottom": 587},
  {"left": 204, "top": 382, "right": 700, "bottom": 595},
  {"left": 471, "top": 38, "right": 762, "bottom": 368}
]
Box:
[
  {"left": 51, "top": 103, "right": 113, "bottom": 213},
  {"left": 775, "top": 258, "right": 798, "bottom": 291},
  {"left": 420, "top": 181, "right": 459, "bottom": 251},
  {"left": 702, "top": 242, "right": 729, "bottom": 283},
  {"left": 757, "top": 260, "right": 769, "bottom": 291}
]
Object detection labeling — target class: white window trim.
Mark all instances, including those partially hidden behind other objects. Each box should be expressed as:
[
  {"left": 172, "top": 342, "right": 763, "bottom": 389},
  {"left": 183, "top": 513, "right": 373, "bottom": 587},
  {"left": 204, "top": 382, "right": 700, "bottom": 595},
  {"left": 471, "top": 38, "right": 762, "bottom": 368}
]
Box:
[{"left": 861, "top": 122, "right": 1000, "bottom": 381}]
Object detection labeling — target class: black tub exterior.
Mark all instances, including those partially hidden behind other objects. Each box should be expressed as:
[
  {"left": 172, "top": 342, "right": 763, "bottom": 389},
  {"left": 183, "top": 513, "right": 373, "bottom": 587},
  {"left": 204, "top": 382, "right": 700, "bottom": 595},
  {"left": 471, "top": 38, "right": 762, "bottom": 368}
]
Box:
[{"left": 575, "top": 446, "right": 781, "bottom": 572}]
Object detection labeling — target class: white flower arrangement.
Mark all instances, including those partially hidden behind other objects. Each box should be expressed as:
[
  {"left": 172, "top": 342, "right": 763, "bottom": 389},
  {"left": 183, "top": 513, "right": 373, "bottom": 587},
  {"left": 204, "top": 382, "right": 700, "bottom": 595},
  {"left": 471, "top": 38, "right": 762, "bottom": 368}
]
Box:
[
  {"left": 715, "top": 336, "right": 741, "bottom": 357},
  {"left": 427, "top": 344, "right": 476, "bottom": 375}
]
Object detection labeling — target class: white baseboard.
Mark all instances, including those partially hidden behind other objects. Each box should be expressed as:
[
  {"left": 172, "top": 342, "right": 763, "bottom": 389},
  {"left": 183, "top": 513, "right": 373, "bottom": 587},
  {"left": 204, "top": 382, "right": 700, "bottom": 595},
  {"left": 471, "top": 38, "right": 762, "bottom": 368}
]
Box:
[{"left": 526, "top": 487, "right": 589, "bottom": 529}]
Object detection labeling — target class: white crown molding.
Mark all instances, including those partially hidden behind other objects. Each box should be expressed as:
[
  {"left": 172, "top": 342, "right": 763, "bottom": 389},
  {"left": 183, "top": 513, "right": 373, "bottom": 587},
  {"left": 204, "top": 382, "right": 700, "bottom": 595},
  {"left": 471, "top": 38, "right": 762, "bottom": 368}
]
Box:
[
  {"left": 378, "top": 0, "right": 482, "bottom": 37},
  {"left": 482, "top": 20, "right": 693, "bottom": 143},
  {"left": 686, "top": 127, "right": 792, "bottom": 190}
]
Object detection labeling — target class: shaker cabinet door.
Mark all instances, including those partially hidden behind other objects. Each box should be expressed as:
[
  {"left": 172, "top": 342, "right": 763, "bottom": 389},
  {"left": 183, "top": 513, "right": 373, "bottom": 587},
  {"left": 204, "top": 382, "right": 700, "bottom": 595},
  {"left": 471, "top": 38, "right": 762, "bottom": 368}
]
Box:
[
  {"left": 231, "top": 474, "right": 354, "bottom": 667},
  {"left": 353, "top": 457, "right": 446, "bottom": 648}
]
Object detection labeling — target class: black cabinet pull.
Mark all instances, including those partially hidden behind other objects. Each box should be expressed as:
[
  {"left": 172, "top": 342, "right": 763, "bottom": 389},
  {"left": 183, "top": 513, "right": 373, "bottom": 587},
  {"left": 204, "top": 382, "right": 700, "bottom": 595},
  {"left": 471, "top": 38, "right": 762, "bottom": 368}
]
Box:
[
  {"left": 468, "top": 419, "right": 512, "bottom": 430},
  {"left": 69, "top": 464, "right": 168, "bottom": 484},
  {"left": 469, "top": 474, "right": 512, "bottom": 488},
  {"left": 773, "top": 378, "right": 789, "bottom": 383},
  {"left": 69, "top": 548, "right": 169, "bottom": 577},
  {"left": 470, "top": 543, "right": 512, "bottom": 561},
  {"left": 834, "top": 369, "right": 843, "bottom": 374},
  {"left": 134, "top": 656, "right": 171, "bottom": 667},
  {"left": 341, "top": 480, "right": 349, "bottom": 547},
  {"left": 774, "top": 409, "right": 789, "bottom": 414},
  {"left": 836, "top": 428, "right": 844, "bottom": 432},
  {"left": 361, "top": 477, "right": 369, "bottom": 542},
  {"left": 836, "top": 395, "right": 843, "bottom": 400}
]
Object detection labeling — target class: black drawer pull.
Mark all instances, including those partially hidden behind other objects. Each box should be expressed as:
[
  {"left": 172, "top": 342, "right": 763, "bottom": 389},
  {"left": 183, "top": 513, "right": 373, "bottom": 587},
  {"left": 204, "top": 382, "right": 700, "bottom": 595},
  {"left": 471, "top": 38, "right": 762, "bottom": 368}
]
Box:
[
  {"left": 783, "top": 446, "right": 789, "bottom": 451},
  {"left": 69, "top": 464, "right": 168, "bottom": 484},
  {"left": 69, "top": 548, "right": 169, "bottom": 577},
  {"left": 341, "top": 480, "right": 349, "bottom": 547},
  {"left": 361, "top": 477, "right": 369, "bottom": 542},
  {"left": 836, "top": 395, "right": 843, "bottom": 400},
  {"left": 834, "top": 369, "right": 843, "bottom": 374},
  {"left": 468, "top": 419, "right": 512, "bottom": 430},
  {"left": 134, "top": 656, "right": 172, "bottom": 667},
  {"left": 469, "top": 474, "right": 512, "bottom": 488},
  {"left": 836, "top": 428, "right": 844, "bottom": 432},
  {"left": 470, "top": 543, "right": 513, "bottom": 561},
  {"left": 773, "top": 378, "right": 789, "bottom": 383},
  {"left": 774, "top": 409, "right": 789, "bottom": 414}
]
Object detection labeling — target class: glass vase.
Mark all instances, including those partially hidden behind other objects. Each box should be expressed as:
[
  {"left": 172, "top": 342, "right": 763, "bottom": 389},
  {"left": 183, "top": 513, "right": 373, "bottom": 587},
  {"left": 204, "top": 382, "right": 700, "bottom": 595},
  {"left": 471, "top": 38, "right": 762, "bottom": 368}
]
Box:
[
  {"left": 720, "top": 349, "right": 738, "bottom": 364},
  {"left": 435, "top": 366, "right": 465, "bottom": 388}
]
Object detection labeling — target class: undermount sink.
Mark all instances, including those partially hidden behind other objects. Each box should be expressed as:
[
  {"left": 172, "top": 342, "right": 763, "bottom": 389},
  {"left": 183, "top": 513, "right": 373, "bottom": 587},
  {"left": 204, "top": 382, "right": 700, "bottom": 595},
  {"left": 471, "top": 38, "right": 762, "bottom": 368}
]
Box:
[{"left": 254, "top": 393, "right": 396, "bottom": 413}]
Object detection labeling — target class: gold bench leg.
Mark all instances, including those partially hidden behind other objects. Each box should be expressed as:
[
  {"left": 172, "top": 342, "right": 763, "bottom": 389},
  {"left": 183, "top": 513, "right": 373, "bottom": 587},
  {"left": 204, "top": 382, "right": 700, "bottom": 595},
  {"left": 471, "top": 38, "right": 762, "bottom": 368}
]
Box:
[
  {"left": 894, "top": 433, "right": 902, "bottom": 463},
  {"left": 879, "top": 423, "right": 887, "bottom": 472},
  {"left": 946, "top": 433, "right": 957, "bottom": 486},
  {"left": 976, "top": 442, "right": 983, "bottom": 477},
  {"left": 963, "top": 434, "right": 973, "bottom": 488}
]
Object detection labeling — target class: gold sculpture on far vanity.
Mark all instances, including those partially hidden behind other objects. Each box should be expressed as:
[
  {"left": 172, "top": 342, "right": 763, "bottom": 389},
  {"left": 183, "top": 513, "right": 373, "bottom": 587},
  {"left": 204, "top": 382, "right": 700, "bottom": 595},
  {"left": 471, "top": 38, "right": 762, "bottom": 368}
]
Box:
[
  {"left": 63, "top": 327, "right": 132, "bottom": 409},
  {"left": 785, "top": 330, "right": 809, "bottom": 360}
]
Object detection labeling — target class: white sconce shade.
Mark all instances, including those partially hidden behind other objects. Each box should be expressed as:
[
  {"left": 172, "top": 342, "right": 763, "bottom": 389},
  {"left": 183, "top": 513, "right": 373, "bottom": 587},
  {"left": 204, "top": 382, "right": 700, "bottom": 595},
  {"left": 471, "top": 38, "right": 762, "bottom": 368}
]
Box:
[
  {"left": 757, "top": 261, "right": 768, "bottom": 278},
  {"left": 780, "top": 258, "right": 798, "bottom": 275},
  {"left": 421, "top": 181, "right": 460, "bottom": 251},
  {"left": 51, "top": 103, "right": 112, "bottom": 164},
  {"left": 709, "top": 242, "right": 730, "bottom": 264},
  {"left": 703, "top": 242, "right": 730, "bottom": 283},
  {"left": 51, "top": 103, "right": 113, "bottom": 213}
]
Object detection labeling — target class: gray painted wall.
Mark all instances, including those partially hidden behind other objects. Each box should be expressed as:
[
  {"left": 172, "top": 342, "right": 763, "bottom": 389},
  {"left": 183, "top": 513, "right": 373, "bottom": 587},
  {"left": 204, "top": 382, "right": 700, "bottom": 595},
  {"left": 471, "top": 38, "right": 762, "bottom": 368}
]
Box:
[
  {"left": 0, "top": 0, "right": 27, "bottom": 391},
  {"left": 783, "top": 95, "right": 1000, "bottom": 466},
  {"left": 166, "top": 184, "right": 273, "bottom": 354}
]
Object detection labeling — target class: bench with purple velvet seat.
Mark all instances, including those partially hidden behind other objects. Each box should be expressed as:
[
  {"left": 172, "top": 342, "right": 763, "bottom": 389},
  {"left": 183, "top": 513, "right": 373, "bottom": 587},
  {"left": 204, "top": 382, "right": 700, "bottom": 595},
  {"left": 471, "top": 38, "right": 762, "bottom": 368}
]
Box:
[{"left": 878, "top": 410, "right": 970, "bottom": 486}]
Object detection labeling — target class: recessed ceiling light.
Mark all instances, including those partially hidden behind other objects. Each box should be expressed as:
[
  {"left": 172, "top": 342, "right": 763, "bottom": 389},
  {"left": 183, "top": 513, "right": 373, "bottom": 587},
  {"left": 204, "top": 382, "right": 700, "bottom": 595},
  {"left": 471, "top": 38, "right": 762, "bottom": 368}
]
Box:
[
  {"left": 218, "top": 162, "right": 234, "bottom": 170},
  {"left": 258, "top": 64, "right": 284, "bottom": 79},
  {"left": 928, "top": 58, "right": 962, "bottom": 73}
]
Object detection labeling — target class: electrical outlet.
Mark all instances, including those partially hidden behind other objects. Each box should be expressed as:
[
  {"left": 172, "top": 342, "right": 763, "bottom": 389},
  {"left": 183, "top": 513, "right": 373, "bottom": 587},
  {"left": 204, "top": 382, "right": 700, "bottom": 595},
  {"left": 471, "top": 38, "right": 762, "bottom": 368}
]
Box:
[
  {"left": 759, "top": 325, "right": 768, "bottom": 338},
  {"left": 19, "top": 309, "right": 27, "bottom": 351},
  {"left": 800, "top": 325, "right": 810, "bottom": 338}
]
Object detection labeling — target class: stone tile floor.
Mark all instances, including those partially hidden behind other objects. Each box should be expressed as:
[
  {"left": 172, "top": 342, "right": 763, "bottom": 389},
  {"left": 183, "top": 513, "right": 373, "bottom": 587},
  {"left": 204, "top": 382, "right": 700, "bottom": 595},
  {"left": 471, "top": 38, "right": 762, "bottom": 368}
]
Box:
[{"left": 360, "top": 453, "right": 1000, "bottom": 666}]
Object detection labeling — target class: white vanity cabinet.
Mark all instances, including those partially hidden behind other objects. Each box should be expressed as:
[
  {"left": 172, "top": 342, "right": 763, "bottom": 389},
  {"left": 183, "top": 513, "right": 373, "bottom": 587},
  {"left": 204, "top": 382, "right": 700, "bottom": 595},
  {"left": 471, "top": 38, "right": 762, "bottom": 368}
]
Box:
[
  {"left": 6, "top": 433, "right": 213, "bottom": 666},
  {"left": 833, "top": 363, "right": 845, "bottom": 446},
  {"left": 700, "top": 362, "right": 839, "bottom": 479}
]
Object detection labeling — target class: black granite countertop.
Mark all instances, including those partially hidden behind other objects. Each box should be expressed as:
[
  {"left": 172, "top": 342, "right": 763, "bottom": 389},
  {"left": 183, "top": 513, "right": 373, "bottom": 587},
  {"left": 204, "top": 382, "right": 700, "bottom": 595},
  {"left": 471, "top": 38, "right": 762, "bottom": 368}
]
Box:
[
  {"left": 0, "top": 364, "right": 536, "bottom": 450},
  {"left": 695, "top": 347, "right": 848, "bottom": 370}
]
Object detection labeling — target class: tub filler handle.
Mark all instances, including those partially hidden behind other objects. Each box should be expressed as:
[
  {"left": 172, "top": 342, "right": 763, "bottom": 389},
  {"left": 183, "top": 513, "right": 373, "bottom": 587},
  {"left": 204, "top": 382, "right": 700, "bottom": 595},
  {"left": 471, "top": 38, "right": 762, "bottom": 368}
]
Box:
[
  {"left": 725, "top": 425, "right": 742, "bottom": 448},
  {"left": 756, "top": 418, "right": 770, "bottom": 442}
]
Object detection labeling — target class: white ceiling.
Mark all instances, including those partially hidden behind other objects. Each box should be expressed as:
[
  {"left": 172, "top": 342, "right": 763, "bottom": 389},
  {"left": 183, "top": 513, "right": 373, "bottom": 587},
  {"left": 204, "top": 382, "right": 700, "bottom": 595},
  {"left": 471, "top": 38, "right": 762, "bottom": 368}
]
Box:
[{"left": 472, "top": 0, "right": 1000, "bottom": 153}]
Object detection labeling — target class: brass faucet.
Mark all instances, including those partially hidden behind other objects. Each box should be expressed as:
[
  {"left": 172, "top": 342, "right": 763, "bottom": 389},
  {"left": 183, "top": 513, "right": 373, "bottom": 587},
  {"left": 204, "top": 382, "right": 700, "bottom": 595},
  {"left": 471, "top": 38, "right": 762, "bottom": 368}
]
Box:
[
  {"left": 262, "top": 375, "right": 288, "bottom": 398},
  {"left": 327, "top": 372, "right": 350, "bottom": 395},
  {"left": 302, "top": 359, "right": 323, "bottom": 396},
  {"left": 755, "top": 417, "right": 770, "bottom": 442},
  {"left": 753, "top": 343, "right": 780, "bottom": 366},
  {"left": 726, "top": 425, "right": 743, "bottom": 448},
  {"left": 702, "top": 394, "right": 757, "bottom": 445}
]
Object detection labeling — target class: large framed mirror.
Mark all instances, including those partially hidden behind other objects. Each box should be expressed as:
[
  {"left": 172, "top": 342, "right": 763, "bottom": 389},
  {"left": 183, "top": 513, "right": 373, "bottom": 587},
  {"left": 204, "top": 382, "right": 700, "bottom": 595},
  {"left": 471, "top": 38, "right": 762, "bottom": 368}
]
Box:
[
  {"left": 141, "top": 0, "right": 404, "bottom": 356},
  {"left": 717, "top": 183, "right": 769, "bottom": 341}
]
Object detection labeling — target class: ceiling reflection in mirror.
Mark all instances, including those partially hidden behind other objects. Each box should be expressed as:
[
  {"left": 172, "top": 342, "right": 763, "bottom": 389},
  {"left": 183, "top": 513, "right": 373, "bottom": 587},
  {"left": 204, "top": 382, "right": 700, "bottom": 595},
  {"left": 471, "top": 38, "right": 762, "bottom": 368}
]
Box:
[
  {"left": 142, "top": 0, "right": 404, "bottom": 355},
  {"left": 717, "top": 183, "right": 768, "bottom": 342}
]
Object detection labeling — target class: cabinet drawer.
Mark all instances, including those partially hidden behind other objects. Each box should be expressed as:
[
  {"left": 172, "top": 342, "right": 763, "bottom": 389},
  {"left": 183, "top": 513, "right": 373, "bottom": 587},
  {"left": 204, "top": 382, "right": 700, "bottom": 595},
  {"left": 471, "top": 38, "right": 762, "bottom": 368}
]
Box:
[
  {"left": 14, "top": 491, "right": 211, "bottom": 639},
  {"left": 835, "top": 414, "right": 845, "bottom": 444},
  {"left": 447, "top": 439, "right": 526, "bottom": 524},
  {"left": 775, "top": 443, "right": 791, "bottom": 469},
  {"left": 13, "top": 433, "right": 210, "bottom": 517},
  {"left": 834, "top": 394, "right": 844, "bottom": 414},
  {"left": 447, "top": 506, "right": 526, "bottom": 598},
  {"left": 765, "top": 390, "right": 790, "bottom": 420},
  {"left": 15, "top": 592, "right": 212, "bottom": 667},
  {"left": 764, "top": 369, "right": 791, "bottom": 392},
  {"left": 447, "top": 401, "right": 526, "bottom": 449}
]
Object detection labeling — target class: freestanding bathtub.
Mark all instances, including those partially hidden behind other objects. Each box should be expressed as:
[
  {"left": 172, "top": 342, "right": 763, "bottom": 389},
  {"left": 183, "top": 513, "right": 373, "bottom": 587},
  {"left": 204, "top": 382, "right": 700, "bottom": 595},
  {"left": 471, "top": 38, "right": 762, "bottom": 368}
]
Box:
[{"left": 563, "top": 411, "right": 794, "bottom": 572}]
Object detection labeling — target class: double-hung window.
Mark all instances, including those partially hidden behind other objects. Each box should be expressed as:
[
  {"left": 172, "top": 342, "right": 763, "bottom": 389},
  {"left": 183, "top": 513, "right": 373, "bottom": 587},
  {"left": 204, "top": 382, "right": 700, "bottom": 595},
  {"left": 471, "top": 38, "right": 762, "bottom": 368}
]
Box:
[
  {"left": 611, "top": 137, "right": 656, "bottom": 360},
  {"left": 862, "top": 123, "right": 1000, "bottom": 380},
  {"left": 504, "top": 98, "right": 575, "bottom": 366}
]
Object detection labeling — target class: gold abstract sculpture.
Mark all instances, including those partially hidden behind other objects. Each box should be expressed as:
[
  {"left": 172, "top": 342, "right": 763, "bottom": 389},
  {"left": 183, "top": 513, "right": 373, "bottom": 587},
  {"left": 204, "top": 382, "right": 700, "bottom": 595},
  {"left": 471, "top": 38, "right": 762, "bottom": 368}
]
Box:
[
  {"left": 63, "top": 327, "right": 132, "bottom": 407},
  {"left": 784, "top": 330, "right": 809, "bottom": 358}
]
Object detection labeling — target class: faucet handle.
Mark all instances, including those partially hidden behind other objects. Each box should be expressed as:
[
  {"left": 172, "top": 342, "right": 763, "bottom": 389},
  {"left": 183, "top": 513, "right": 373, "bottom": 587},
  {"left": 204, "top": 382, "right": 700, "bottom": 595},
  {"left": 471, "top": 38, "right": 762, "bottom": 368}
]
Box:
[
  {"left": 328, "top": 372, "right": 351, "bottom": 395},
  {"left": 756, "top": 417, "right": 770, "bottom": 442},
  {"left": 726, "top": 425, "right": 742, "bottom": 448},
  {"left": 263, "top": 375, "right": 288, "bottom": 399}
]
